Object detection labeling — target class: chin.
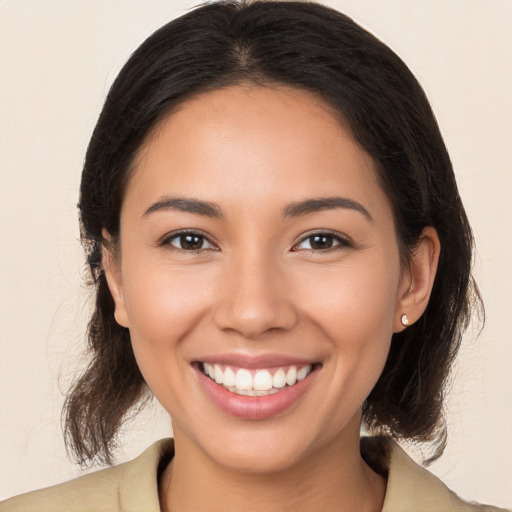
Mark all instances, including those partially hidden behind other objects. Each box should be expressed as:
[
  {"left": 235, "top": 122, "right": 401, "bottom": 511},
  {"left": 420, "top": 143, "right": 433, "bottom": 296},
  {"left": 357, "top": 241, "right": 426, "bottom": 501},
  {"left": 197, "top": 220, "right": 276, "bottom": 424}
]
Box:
[
  {"left": 208, "top": 438, "right": 311, "bottom": 475},
  {"left": 187, "top": 417, "right": 333, "bottom": 476}
]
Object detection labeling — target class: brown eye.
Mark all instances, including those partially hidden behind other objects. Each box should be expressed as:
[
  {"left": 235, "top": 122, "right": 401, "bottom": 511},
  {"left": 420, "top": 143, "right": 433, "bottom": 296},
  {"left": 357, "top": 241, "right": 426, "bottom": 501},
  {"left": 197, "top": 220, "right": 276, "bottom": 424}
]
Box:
[
  {"left": 294, "top": 232, "right": 350, "bottom": 251},
  {"left": 165, "top": 231, "right": 215, "bottom": 251},
  {"left": 310, "top": 234, "right": 335, "bottom": 250},
  {"left": 180, "top": 234, "right": 204, "bottom": 250}
]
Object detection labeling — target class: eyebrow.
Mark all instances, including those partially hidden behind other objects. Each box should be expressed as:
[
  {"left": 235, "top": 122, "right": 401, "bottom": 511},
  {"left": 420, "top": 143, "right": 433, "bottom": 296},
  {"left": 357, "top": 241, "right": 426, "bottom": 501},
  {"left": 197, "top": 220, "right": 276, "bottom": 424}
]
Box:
[
  {"left": 143, "top": 197, "right": 224, "bottom": 218},
  {"left": 282, "top": 197, "right": 373, "bottom": 221},
  {"left": 142, "top": 195, "right": 373, "bottom": 222}
]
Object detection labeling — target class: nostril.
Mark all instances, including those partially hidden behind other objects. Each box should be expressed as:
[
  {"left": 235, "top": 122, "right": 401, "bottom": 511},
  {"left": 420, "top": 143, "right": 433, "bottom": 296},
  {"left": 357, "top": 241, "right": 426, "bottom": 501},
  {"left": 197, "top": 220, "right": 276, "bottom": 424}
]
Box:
[{"left": 212, "top": 298, "right": 298, "bottom": 339}]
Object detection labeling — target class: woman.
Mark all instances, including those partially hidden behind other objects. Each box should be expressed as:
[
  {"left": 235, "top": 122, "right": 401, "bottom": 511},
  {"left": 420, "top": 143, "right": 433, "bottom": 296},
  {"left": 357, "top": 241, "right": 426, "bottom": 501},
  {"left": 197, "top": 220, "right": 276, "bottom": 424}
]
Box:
[{"left": 1, "top": 1, "right": 509, "bottom": 510}]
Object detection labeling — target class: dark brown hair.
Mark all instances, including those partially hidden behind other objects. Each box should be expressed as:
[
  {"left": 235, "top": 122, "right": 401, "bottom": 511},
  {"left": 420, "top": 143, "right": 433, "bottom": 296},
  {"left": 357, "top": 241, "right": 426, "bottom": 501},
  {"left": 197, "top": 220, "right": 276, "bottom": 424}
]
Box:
[{"left": 64, "top": 0, "right": 481, "bottom": 466}]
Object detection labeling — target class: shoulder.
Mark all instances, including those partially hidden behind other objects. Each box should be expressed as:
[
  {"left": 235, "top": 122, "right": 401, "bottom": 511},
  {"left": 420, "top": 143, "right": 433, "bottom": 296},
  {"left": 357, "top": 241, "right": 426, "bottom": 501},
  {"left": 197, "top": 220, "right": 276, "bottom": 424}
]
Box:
[
  {"left": 0, "top": 463, "right": 127, "bottom": 512},
  {"left": 361, "top": 437, "right": 510, "bottom": 512},
  {"left": 0, "top": 439, "right": 174, "bottom": 512}
]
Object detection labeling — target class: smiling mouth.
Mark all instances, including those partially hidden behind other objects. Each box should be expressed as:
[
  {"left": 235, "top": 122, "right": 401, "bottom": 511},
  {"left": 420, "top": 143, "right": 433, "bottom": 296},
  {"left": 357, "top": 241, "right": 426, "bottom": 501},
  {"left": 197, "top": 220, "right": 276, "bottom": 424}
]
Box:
[{"left": 198, "top": 362, "right": 316, "bottom": 396}]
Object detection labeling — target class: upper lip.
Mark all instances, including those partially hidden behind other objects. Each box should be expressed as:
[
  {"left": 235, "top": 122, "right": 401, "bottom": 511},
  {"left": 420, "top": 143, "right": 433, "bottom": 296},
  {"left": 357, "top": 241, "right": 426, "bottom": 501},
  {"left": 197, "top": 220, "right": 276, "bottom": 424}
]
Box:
[{"left": 195, "top": 353, "right": 319, "bottom": 369}]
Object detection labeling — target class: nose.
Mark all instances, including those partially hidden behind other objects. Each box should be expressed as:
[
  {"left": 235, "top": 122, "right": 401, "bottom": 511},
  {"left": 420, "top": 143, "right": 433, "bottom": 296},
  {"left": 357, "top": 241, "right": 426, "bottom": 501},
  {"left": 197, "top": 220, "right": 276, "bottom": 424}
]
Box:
[{"left": 212, "top": 252, "right": 298, "bottom": 339}]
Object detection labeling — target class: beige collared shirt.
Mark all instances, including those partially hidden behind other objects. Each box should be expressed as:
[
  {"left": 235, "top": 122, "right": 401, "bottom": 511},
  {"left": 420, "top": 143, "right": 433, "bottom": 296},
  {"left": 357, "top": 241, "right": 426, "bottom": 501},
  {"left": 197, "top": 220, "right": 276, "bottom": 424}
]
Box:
[{"left": 1, "top": 438, "right": 509, "bottom": 511}]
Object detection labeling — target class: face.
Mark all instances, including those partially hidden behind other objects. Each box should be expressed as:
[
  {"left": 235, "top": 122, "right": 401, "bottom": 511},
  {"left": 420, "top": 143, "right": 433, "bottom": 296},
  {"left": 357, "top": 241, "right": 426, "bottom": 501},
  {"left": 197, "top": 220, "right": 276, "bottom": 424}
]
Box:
[{"left": 106, "top": 85, "right": 417, "bottom": 474}]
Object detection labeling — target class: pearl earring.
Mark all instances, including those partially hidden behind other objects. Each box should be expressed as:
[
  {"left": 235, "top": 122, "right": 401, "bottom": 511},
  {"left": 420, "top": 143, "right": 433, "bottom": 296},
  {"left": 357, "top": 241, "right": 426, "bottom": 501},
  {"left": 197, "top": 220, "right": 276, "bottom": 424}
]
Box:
[{"left": 401, "top": 314, "right": 409, "bottom": 326}]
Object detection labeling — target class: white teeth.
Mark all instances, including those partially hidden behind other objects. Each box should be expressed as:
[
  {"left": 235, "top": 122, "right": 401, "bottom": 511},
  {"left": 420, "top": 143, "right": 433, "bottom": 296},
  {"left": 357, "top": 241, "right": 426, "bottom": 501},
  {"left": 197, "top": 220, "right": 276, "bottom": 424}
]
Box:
[
  {"left": 297, "top": 365, "right": 312, "bottom": 381},
  {"left": 272, "top": 368, "right": 286, "bottom": 388},
  {"left": 235, "top": 369, "right": 253, "bottom": 390},
  {"left": 201, "top": 363, "right": 314, "bottom": 395},
  {"left": 223, "top": 367, "right": 236, "bottom": 387},
  {"left": 254, "top": 370, "right": 273, "bottom": 391},
  {"left": 226, "top": 386, "right": 281, "bottom": 396},
  {"left": 204, "top": 363, "right": 215, "bottom": 379},
  {"left": 214, "top": 364, "right": 223, "bottom": 384},
  {"left": 286, "top": 366, "right": 297, "bottom": 386}
]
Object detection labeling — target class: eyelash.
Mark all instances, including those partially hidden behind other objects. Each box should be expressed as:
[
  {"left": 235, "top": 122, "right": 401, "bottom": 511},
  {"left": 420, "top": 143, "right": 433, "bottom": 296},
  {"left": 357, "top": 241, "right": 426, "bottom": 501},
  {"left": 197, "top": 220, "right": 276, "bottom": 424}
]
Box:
[
  {"left": 292, "top": 231, "right": 352, "bottom": 252},
  {"left": 160, "top": 230, "right": 351, "bottom": 253},
  {"left": 160, "top": 230, "right": 217, "bottom": 253}
]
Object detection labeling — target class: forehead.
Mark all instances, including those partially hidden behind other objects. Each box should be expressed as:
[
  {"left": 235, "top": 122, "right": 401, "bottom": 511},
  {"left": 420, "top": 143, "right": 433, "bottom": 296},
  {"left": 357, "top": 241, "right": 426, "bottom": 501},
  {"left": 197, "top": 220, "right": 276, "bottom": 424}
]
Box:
[{"left": 125, "top": 84, "right": 390, "bottom": 222}]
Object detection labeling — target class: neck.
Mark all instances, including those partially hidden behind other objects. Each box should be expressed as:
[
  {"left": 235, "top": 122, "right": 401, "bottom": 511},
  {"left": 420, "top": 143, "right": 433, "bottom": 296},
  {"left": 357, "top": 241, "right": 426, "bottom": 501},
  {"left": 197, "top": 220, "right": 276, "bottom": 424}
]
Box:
[{"left": 159, "top": 426, "right": 386, "bottom": 512}]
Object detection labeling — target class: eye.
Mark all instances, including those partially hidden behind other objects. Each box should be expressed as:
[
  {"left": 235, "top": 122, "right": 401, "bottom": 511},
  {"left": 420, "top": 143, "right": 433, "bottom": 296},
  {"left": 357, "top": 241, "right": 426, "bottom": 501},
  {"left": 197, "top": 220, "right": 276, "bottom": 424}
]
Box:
[
  {"left": 293, "top": 232, "right": 350, "bottom": 251},
  {"left": 162, "top": 231, "right": 216, "bottom": 252}
]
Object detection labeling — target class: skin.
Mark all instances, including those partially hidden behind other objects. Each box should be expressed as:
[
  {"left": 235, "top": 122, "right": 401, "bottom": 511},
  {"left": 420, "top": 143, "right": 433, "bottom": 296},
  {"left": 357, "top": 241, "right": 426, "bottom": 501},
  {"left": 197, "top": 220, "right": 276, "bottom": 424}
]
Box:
[{"left": 104, "top": 85, "right": 440, "bottom": 512}]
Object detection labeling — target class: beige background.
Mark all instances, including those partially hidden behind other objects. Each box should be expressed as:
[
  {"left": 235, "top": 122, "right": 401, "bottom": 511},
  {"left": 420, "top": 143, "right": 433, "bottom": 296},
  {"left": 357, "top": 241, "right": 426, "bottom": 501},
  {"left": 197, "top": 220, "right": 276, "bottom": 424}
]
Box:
[{"left": 1, "top": 0, "right": 511, "bottom": 507}]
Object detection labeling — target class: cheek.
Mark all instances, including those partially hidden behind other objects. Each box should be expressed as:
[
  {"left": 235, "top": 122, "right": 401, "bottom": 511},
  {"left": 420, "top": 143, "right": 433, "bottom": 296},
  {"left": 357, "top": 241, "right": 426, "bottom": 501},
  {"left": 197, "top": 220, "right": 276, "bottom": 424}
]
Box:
[
  {"left": 120, "top": 259, "right": 215, "bottom": 373},
  {"left": 294, "top": 257, "right": 400, "bottom": 341},
  {"left": 291, "top": 255, "right": 400, "bottom": 394},
  {"left": 124, "top": 258, "right": 211, "bottom": 325}
]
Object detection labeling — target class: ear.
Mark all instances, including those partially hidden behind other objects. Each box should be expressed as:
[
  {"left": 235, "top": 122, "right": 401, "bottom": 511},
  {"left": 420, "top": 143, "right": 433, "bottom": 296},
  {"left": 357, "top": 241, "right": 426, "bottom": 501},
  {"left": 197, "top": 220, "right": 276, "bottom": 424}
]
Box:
[
  {"left": 102, "top": 229, "right": 130, "bottom": 328},
  {"left": 394, "top": 226, "right": 440, "bottom": 332}
]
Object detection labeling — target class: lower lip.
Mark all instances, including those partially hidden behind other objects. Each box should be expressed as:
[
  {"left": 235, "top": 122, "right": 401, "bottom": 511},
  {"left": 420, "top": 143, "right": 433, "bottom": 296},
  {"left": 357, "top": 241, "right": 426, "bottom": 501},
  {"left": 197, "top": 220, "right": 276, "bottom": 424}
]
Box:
[{"left": 196, "top": 366, "right": 318, "bottom": 420}]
